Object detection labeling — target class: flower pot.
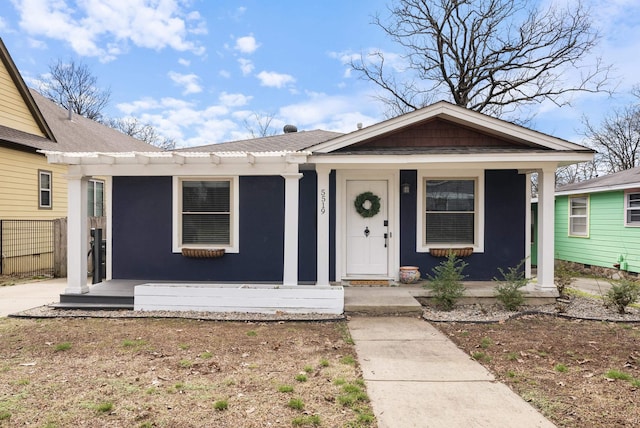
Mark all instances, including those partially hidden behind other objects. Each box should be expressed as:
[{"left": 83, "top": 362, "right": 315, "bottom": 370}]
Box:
[{"left": 399, "top": 266, "right": 421, "bottom": 284}]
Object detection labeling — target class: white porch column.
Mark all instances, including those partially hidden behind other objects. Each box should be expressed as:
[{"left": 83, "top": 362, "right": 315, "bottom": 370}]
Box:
[
  {"left": 316, "top": 167, "right": 330, "bottom": 286},
  {"left": 66, "top": 173, "right": 89, "bottom": 294},
  {"left": 282, "top": 173, "right": 303, "bottom": 286},
  {"left": 536, "top": 167, "right": 556, "bottom": 290},
  {"left": 525, "top": 173, "right": 532, "bottom": 279}
]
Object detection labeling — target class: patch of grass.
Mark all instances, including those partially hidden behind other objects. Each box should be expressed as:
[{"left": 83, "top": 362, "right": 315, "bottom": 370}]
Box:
[
  {"left": 295, "top": 374, "right": 307, "bottom": 382},
  {"left": 179, "top": 359, "right": 193, "bottom": 368},
  {"left": 604, "top": 369, "right": 633, "bottom": 381},
  {"left": 337, "top": 323, "right": 354, "bottom": 345},
  {"left": 303, "top": 365, "right": 313, "bottom": 373},
  {"left": 122, "top": 339, "right": 147, "bottom": 348},
  {"left": 94, "top": 401, "right": 113, "bottom": 413},
  {"left": 631, "top": 379, "right": 640, "bottom": 388},
  {"left": 278, "top": 385, "right": 294, "bottom": 393},
  {"left": 506, "top": 352, "right": 518, "bottom": 361},
  {"left": 471, "top": 351, "right": 492, "bottom": 362},
  {"left": 288, "top": 398, "right": 305, "bottom": 410},
  {"left": 54, "top": 342, "right": 72, "bottom": 352},
  {"left": 337, "top": 383, "right": 369, "bottom": 407},
  {"left": 292, "top": 414, "right": 321, "bottom": 426},
  {"left": 340, "top": 355, "right": 356, "bottom": 365},
  {"left": 480, "top": 337, "right": 493, "bottom": 349},
  {"left": 16, "top": 379, "right": 30, "bottom": 386},
  {"left": 0, "top": 411, "right": 10, "bottom": 421},
  {"left": 319, "top": 358, "right": 330, "bottom": 367},
  {"left": 506, "top": 370, "right": 517, "bottom": 378},
  {"left": 333, "top": 378, "right": 347, "bottom": 385},
  {"left": 200, "top": 351, "right": 213, "bottom": 359},
  {"left": 554, "top": 363, "right": 569, "bottom": 373},
  {"left": 246, "top": 330, "right": 258, "bottom": 337},
  {"left": 213, "top": 400, "right": 228, "bottom": 411},
  {"left": 178, "top": 343, "right": 190, "bottom": 350}
]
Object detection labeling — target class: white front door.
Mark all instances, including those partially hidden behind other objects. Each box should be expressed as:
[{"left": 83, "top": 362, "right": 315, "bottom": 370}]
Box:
[{"left": 346, "top": 180, "right": 388, "bottom": 276}]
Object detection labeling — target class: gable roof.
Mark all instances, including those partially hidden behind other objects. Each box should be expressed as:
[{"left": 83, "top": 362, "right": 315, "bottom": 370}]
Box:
[
  {"left": 183, "top": 129, "right": 343, "bottom": 153},
  {"left": 308, "top": 101, "right": 593, "bottom": 154},
  {"left": 556, "top": 167, "right": 640, "bottom": 195},
  {"left": 0, "top": 38, "right": 159, "bottom": 154},
  {"left": 0, "top": 38, "right": 55, "bottom": 141}
]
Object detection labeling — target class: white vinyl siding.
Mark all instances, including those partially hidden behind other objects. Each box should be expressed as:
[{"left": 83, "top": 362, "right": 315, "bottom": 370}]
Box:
[{"left": 569, "top": 196, "right": 589, "bottom": 237}]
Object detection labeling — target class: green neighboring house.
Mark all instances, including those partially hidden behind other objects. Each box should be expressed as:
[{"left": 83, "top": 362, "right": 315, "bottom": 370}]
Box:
[{"left": 534, "top": 167, "right": 640, "bottom": 274}]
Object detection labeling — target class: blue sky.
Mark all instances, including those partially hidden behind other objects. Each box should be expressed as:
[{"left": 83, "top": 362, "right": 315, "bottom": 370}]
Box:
[{"left": 1, "top": 0, "right": 639, "bottom": 148}]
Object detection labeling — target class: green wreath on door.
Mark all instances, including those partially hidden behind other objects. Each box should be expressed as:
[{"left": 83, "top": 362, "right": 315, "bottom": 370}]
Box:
[{"left": 354, "top": 191, "right": 381, "bottom": 218}]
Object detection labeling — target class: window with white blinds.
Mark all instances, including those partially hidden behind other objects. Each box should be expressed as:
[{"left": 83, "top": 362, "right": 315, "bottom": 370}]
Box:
[
  {"left": 425, "top": 179, "right": 476, "bottom": 244},
  {"left": 180, "top": 179, "right": 232, "bottom": 247}
]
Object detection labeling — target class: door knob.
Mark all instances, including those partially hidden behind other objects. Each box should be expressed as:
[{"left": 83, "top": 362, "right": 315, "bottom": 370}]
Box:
[{"left": 364, "top": 226, "right": 370, "bottom": 237}]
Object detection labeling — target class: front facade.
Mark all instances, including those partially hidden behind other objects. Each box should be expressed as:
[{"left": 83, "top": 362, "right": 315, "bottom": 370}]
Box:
[
  {"left": 45, "top": 103, "right": 594, "bottom": 295},
  {"left": 553, "top": 167, "right": 640, "bottom": 274}
]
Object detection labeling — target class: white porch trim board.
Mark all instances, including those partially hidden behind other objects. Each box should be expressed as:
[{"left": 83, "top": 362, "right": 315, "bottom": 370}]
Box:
[
  {"left": 134, "top": 283, "right": 344, "bottom": 314},
  {"left": 66, "top": 174, "right": 89, "bottom": 294}
]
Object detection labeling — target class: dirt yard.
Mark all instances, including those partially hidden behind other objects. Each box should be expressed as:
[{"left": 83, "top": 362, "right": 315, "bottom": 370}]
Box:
[
  {"left": 0, "top": 318, "right": 374, "bottom": 427},
  {"left": 436, "top": 315, "right": 640, "bottom": 427}
]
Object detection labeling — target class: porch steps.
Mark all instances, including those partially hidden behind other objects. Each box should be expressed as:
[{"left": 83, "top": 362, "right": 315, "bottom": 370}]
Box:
[
  {"left": 344, "top": 287, "right": 423, "bottom": 316},
  {"left": 52, "top": 293, "right": 134, "bottom": 310}
]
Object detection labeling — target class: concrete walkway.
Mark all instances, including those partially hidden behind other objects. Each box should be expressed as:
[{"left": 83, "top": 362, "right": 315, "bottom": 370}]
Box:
[
  {"left": 0, "top": 278, "right": 68, "bottom": 317},
  {"left": 348, "top": 317, "right": 556, "bottom": 428}
]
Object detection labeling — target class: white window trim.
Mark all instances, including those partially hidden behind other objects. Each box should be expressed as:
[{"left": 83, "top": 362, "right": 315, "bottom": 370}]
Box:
[
  {"left": 88, "top": 179, "right": 105, "bottom": 217},
  {"left": 172, "top": 176, "right": 240, "bottom": 253},
  {"left": 568, "top": 195, "right": 589, "bottom": 237},
  {"left": 38, "top": 170, "right": 52, "bottom": 209},
  {"left": 416, "top": 169, "right": 485, "bottom": 253},
  {"left": 624, "top": 190, "right": 640, "bottom": 227}
]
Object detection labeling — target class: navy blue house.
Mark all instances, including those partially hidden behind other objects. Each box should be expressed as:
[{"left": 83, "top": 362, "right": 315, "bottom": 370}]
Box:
[{"left": 47, "top": 102, "right": 593, "bottom": 294}]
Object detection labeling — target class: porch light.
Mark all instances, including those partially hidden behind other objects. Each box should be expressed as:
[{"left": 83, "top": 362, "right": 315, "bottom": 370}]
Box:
[{"left": 401, "top": 182, "right": 411, "bottom": 194}]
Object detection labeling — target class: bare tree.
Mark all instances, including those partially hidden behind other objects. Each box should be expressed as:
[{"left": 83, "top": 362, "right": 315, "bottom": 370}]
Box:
[
  {"left": 582, "top": 89, "right": 640, "bottom": 174},
  {"left": 107, "top": 117, "right": 176, "bottom": 150},
  {"left": 352, "top": 0, "right": 611, "bottom": 118},
  {"left": 243, "top": 112, "right": 279, "bottom": 138},
  {"left": 38, "top": 59, "right": 111, "bottom": 121}
]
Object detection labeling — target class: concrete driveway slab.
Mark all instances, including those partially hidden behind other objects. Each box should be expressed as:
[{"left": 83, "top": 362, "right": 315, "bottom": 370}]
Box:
[{"left": 0, "top": 278, "right": 67, "bottom": 317}]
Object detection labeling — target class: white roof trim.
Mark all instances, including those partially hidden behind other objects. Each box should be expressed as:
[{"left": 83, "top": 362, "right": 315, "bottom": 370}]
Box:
[
  {"left": 556, "top": 182, "right": 640, "bottom": 196},
  {"left": 40, "top": 150, "right": 309, "bottom": 166},
  {"left": 309, "top": 101, "right": 590, "bottom": 153}
]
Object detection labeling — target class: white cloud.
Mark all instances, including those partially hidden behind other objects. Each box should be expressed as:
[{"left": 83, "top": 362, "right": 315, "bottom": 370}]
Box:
[
  {"left": 238, "top": 58, "right": 254, "bottom": 76},
  {"left": 234, "top": 34, "right": 260, "bottom": 54},
  {"left": 219, "top": 69, "right": 231, "bottom": 78},
  {"left": 219, "top": 92, "right": 252, "bottom": 107},
  {"left": 256, "top": 71, "right": 295, "bottom": 88},
  {"left": 10, "top": 0, "right": 206, "bottom": 62},
  {"left": 178, "top": 58, "right": 190, "bottom": 66},
  {"left": 168, "top": 71, "right": 202, "bottom": 95}
]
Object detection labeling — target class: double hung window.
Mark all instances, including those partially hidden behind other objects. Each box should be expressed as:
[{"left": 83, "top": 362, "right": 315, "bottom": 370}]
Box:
[
  {"left": 625, "top": 192, "right": 640, "bottom": 226},
  {"left": 568, "top": 196, "right": 589, "bottom": 237},
  {"left": 174, "top": 177, "right": 238, "bottom": 252},
  {"left": 38, "top": 170, "right": 52, "bottom": 209}
]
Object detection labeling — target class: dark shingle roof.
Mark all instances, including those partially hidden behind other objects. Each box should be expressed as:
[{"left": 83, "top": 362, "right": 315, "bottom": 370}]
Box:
[
  {"left": 0, "top": 89, "right": 160, "bottom": 153},
  {"left": 557, "top": 167, "right": 640, "bottom": 193},
  {"left": 181, "top": 130, "right": 344, "bottom": 153}
]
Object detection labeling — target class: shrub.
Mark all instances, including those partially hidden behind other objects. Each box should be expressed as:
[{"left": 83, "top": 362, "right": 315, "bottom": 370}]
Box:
[
  {"left": 493, "top": 260, "right": 528, "bottom": 310},
  {"left": 425, "top": 253, "right": 467, "bottom": 310},
  {"left": 554, "top": 261, "right": 576, "bottom": 297},
  {"left": 605, "top": 278, "right": 640, "bottom": 314}
]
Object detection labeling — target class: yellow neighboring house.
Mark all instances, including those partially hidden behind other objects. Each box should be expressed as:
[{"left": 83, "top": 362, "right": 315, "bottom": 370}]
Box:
[{"left": 0, "top": 38, "right": 159, "bottom": 276}]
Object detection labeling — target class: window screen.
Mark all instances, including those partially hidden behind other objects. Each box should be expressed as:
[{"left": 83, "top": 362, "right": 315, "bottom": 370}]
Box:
[{"left": 425, "top": 179, "right": 475, "bottom": 244}]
